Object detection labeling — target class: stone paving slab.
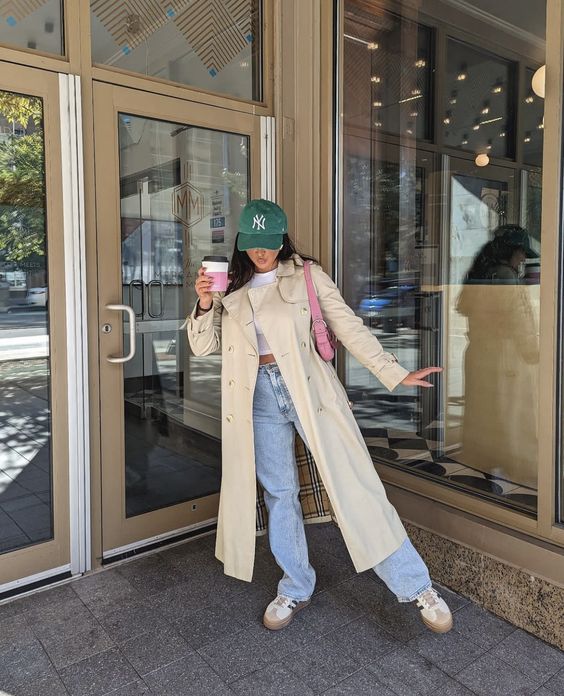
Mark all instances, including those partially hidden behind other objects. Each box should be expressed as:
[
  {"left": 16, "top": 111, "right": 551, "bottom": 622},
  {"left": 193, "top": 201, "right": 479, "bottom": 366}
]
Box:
[{"left": 0, "top": 523, "right": 562, "bottom": 696}]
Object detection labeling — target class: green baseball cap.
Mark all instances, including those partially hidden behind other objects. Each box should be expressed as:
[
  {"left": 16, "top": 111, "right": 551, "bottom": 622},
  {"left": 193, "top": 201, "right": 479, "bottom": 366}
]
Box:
[{"left": 237, "top": 199, "right": 288, "bottom": 251}]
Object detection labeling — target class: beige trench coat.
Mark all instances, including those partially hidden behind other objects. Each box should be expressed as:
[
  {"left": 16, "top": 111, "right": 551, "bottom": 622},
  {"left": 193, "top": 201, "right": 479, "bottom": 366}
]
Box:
[{"left": 187, "top": 255, "right": 410, "bottom": 582}]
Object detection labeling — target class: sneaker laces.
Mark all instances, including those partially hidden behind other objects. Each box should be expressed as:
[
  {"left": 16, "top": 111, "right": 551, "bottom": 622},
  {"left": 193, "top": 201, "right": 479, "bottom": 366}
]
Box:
[
  {"left": 416, "top": 588, "right": 441, "bottom": 611},
  {"left": 274, "top": 595, "right": 297, "bottom": 610}
]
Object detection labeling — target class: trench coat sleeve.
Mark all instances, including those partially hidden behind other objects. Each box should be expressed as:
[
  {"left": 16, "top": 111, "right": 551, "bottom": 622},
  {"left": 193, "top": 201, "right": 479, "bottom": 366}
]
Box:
[
  {"left": 311, "top": 265, "right": 409, "bottom": 391},
  {"left": 185, "top": 294, "right": 223, "bottom": 356}
]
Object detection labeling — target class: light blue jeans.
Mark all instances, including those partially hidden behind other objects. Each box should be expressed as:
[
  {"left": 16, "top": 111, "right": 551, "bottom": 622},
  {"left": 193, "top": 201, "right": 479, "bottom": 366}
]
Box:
[{"left": 253, "top": 363, "right": 432, "bottom": 603}]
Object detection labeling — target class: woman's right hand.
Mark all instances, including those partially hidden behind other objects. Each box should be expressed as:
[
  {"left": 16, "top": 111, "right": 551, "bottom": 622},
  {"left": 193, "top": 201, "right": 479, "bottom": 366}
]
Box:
[{"left": 195, "top": 266, "right": 214, "bottom": 310}]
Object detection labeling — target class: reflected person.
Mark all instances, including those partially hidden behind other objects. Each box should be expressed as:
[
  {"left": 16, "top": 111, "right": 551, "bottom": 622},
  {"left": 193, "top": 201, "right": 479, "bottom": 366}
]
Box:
[{"left": 457, "top": 225, "right": 539, "bottom": 489}]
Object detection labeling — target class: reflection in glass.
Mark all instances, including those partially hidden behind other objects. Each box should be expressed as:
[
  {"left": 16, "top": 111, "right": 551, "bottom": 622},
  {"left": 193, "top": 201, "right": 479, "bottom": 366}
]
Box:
[
  {"left": 344, "top": 4, "right": 433, "bottom": 140},
  {"left": 91, "top": 0, "right": 262, "bottom": 101},
  {"left": 0, "top": 91, "right": 52, "bottom": 553},
  {"left": 522, "top": 68, "right": 545, "bottom": 168},
  {"left": 342, "top": 0, "right": 546, "bottom": 514},
  {"left": 0, "top": 1, "right": 63, "bottom": 55},
  {"left": 443, "top": 39, "right": 515, "bottom": 159},
  {"left": 455, "top": 223, "right": 539, "bottom": 492},
  {"left": 118, "top": 114, "right": 249, "bottom": 517}
]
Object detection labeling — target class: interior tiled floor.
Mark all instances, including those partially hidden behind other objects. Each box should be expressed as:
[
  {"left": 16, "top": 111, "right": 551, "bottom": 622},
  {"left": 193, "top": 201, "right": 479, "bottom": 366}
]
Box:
[{"left": 1, "top": 523, "right": 563, "bottom": 696}]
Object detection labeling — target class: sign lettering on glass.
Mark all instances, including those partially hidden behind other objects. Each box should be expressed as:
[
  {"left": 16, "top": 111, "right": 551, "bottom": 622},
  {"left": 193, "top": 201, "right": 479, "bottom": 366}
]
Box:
[{"left": 172, "top": 163, "right": 204, "bottom": 231}]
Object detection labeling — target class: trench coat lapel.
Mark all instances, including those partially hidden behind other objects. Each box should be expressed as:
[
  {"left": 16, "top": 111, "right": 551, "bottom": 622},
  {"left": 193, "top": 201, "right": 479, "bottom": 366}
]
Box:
[
  {"left": 221, "top": 258, "right": 300, "bottom": 350},
  {"left": 221, "top": 287, "right": 258, "bottom": 351}
]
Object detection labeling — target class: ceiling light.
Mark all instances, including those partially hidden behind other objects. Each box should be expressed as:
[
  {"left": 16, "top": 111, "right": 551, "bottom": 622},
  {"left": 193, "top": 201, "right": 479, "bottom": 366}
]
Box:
[
  {"left": 443, "top": 112, "right": 452, "bottom": 125},
  {"left": 481, "top": 102, "right": 490, "bottom": 115},
  {"left": 457, "top": 64, "right": 467, "bottom": 81},
  {"left": 524, "top": 132, "right": 532, "bottom": 143},
  {"left": 486, "top": 139, "right": 493, "bottom": 151},
  {"left": 499, "top": 131, "right": 506, "bottom": 138},
  {"left": 475, "top": 153, "right": 489, "bottom": 167},
  {"left": 374, "top": 121, "right": 382, "bottom": 127},
  {"left": 461, "top": 134, "right": 469, "bottom": 145},
  {"left": 367, "top": 42, "right": 379, "bottom": 50},
  {"left": 472, "top": 120, "right": 480, "bottom": 131},
  {"left": 532, "top": 65, "right": 546, "bottom": 98},
  {"left": 373, "top": 101, "right": 382, "bottom": 107},
  {"left": 415, "top": 59, "right": 426, "bottom": 68},
  {"left": 525, "top": 94, "right": 534, "bottom": 104},
  {"left": 449, "top": 90, "right": 458, "bottom": 105},
  {"left": 491, "top": 79, "right": 503, "bottom": 94},
  {"left": 480, "top": 117, "right": 503, "bottom": 125},
  {"left": 371, "top": 76, "right": 381, "bottom": 83},
  {"left": 410, "top": 111, "right": 418, "bottom": 117}
]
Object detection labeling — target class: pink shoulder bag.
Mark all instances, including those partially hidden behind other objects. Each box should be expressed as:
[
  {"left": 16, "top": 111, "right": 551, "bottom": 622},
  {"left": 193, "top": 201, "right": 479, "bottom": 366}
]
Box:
[{"left": 303, "top": 261, "right": 338, "bottom": 361}]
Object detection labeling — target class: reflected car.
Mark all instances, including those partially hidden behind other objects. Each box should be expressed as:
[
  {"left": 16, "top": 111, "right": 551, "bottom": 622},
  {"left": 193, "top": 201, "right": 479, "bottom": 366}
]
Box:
[
  {"left": 26, "top": 287, "right": 48, "bottom": 307},
  {"left": 358, "top": 282, "right": 418, "bottom": 332}
]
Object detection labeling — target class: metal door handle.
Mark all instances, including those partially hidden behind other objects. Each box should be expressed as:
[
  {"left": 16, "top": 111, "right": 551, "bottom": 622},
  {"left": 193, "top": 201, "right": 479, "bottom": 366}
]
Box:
[
  {"left": 105, "top": 304, "right": 136, "bottom": 364},
  {"left": 147, "top": 280, "right": 164, "bottom": 318}
]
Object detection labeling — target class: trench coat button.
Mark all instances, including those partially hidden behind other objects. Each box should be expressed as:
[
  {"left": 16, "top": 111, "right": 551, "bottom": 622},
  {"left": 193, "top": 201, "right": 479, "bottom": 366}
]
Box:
[
  {"left": 228, "top": 379, "right": 235, "bottom": 387},
  {"left": 307, "top": 375, "right": 311, "bottom": 382},
  {"left": 301, "top": 307, "right": 308, "bottom": 315},
  {"left": 317, "top": 407, "right": 323, "bottom": 414},
  {"left": 301, "top": 341, "right": 307, "bottom": 348},
  {"left": 226, "top": 414, "right": 234, "bottom": 423},
  {"left": 227, "top": 345, "right": 234, "bottom": 353}
]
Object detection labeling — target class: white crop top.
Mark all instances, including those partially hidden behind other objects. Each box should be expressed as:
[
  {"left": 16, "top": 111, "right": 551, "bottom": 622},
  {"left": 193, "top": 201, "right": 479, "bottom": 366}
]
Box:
[{"left": 248, "top": 268, "right": 277, "bottom": 355}]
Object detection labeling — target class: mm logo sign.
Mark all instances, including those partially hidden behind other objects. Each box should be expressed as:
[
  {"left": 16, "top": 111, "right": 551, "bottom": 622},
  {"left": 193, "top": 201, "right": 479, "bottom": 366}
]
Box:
[{"left": 172, "top": 181, "right": 204, "bottom": 228}]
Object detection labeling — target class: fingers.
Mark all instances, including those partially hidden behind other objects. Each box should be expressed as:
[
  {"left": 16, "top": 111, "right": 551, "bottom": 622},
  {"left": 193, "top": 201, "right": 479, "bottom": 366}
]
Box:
[
  {"left": 195, "top": 267, "right": 214, "bottom": 295},
  {"left": 401, "top": 377, "right": 435, "bottom": 388},
  {"left": 415, "top": 366, "right": 442, "bottom": 377}
]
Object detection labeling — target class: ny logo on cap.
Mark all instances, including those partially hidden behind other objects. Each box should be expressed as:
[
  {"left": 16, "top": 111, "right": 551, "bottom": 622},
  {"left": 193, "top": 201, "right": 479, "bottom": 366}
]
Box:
[{"left": 252, "top": 214, "right": 266, "bottom": 231}]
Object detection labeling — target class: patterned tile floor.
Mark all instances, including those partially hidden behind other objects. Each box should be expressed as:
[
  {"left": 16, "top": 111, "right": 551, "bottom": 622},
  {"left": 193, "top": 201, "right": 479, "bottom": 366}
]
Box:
[
  {"left": 355, "top": 413, "right": 538, "bottom": 513},
  {"left": 1, "top": 523, "right": 563, "bottom": 696}
]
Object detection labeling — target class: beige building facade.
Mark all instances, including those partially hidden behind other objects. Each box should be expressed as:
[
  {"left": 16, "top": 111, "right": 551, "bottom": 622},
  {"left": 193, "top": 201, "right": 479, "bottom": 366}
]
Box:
[{"left": 0, "top": 0, "right": 562, "bottom": 647}]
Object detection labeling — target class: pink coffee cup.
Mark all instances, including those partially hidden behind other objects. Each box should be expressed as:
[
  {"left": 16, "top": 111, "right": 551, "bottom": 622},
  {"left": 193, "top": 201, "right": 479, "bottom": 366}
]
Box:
[{"left": 202, "top": 255, "right": 229, "bottom": 292}]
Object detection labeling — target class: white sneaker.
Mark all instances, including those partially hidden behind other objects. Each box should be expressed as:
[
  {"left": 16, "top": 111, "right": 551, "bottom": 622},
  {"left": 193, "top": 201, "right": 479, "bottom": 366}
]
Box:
[
  {"left": 415, "top": 588, "right": 453, "bottom": 633},
  {"left": 263, "top": 594, "right": 310, "bottom": 631}
]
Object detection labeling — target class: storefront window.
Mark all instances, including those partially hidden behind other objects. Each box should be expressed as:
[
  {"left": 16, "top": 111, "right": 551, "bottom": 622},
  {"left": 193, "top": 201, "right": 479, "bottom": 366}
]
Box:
[
  {"left": 0, "top": 1, "right": 63, "bottom": 55},
  {"left": 90, "top": 0, "right": 263, "bottom": 102},
  {"left": 341, "top": 0, "right": 546, "bottom": 515},
  {"left": 0, "top": 91, "right": 52, "bottom": 553}
]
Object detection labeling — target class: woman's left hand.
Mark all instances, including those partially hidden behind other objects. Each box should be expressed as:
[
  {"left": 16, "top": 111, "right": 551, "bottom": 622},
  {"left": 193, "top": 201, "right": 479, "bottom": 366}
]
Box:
[{"left": 400, "top": 367, "right": 442, "bottom": 388}]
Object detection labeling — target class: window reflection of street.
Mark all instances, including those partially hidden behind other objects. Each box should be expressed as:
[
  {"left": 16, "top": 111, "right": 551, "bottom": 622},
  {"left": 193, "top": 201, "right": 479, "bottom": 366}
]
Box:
[
  {"left": 0, "top": 343, "right": 52, "bottom": 553},
  {"left": 0, "top": 88, "right": 53, "bottom": 554}
]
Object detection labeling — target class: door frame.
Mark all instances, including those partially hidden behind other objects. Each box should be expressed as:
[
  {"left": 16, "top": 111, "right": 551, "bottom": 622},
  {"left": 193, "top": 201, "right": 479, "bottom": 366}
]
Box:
[
  {"left": 93, "top": 82, "right": 263, "bottom": 556},
  {"left": 0, "top": 64, "right": 89, "bottom": 591}
]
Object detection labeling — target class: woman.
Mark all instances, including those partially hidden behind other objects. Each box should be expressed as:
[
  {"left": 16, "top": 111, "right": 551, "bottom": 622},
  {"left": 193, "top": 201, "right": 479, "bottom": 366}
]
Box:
[
  {"left": 187, "top": 199, "right": 452, "bottom": 633},
  {"left": 457, "top": 225, "right": 539, "bottom": 488}
]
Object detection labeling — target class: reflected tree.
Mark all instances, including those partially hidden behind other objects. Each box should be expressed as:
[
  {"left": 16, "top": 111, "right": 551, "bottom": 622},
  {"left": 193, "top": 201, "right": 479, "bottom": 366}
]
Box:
[{"left": 0, "top": 93, "right": 45, "bottom": 263}]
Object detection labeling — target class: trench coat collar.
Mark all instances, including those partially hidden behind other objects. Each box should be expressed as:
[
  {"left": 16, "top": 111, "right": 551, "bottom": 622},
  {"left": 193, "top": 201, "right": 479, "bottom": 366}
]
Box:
[
  {"left": 220, "top": 255, "right": 304, "bottom": 349},
  {"left": 276, "top": 254, "right": 304, "bottom": 277}
]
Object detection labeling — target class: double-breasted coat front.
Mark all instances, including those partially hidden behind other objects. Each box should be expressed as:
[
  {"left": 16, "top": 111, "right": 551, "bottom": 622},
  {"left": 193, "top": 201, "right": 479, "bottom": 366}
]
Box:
[{"left": 187, "top": 254, "right": 410, "bottom": 582}]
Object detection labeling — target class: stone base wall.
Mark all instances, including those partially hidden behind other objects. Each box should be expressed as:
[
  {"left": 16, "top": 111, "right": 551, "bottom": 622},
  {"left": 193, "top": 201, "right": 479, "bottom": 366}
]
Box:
[{"left": 405, "top": 522, "right": 564, "bottom": 650}]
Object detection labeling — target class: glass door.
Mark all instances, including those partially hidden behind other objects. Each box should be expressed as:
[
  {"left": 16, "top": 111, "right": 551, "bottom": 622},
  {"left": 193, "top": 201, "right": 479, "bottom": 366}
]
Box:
[
  {"left": 0, "top": 63, "right": 70, "bottom": 587},
  {"left": 94, "top": 83, "right": 261, "bottom": 555}
]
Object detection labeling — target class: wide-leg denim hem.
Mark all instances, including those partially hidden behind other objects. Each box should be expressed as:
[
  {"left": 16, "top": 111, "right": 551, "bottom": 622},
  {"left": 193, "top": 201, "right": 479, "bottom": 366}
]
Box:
[
  {"left": 282, "top": 594, "right": 312, "bottom": 602},
  {"left": 396, "top": 581, "right": 433, "bottom": 603}
]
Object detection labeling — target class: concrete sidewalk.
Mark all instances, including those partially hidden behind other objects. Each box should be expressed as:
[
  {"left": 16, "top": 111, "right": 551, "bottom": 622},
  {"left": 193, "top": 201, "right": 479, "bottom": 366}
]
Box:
[{"left": 1, "top": 523, "right": 563, "bottom": 696}]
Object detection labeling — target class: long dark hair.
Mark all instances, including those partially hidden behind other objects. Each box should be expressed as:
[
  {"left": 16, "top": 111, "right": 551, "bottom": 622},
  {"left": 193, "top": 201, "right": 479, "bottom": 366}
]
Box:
[
  {"left": 225, "top": 234, "right": 318, "bottom": 295},
  {"left": 464, "top": 238, "right": 512, "bottom": 283}
]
